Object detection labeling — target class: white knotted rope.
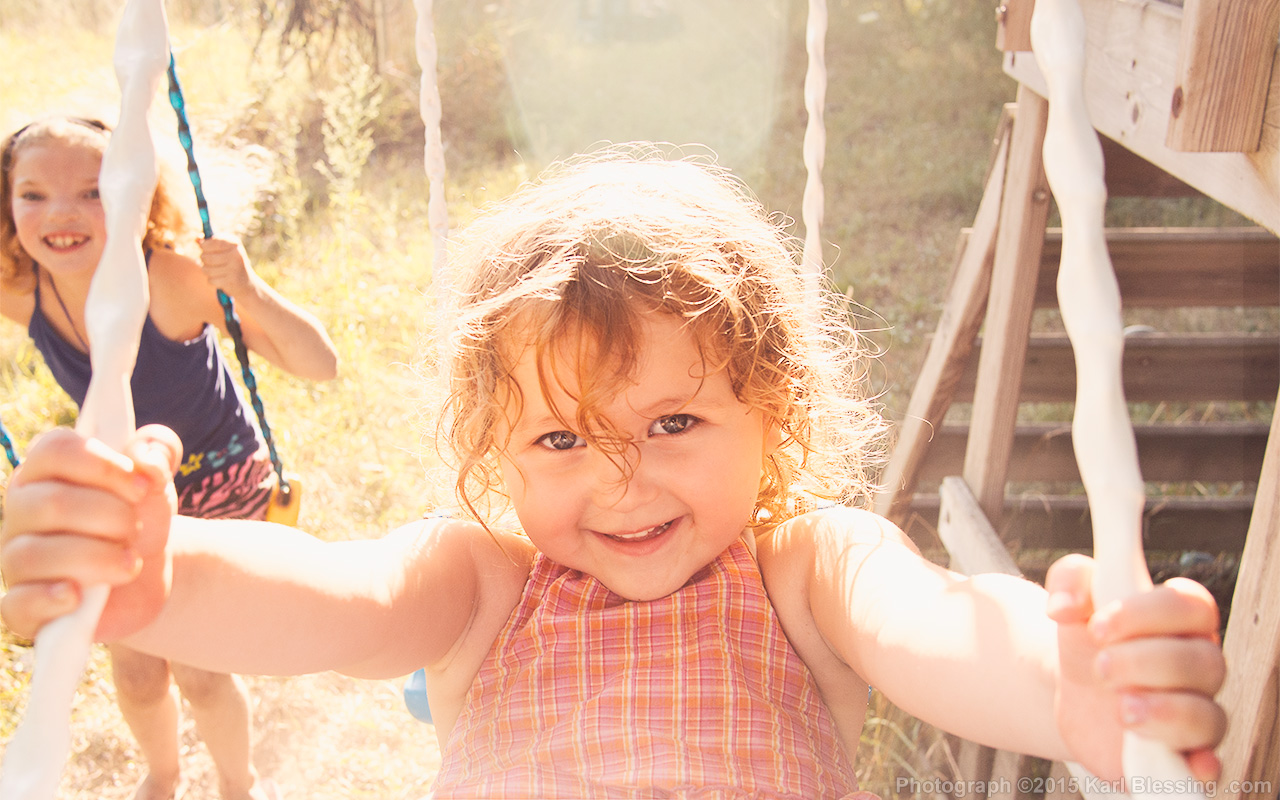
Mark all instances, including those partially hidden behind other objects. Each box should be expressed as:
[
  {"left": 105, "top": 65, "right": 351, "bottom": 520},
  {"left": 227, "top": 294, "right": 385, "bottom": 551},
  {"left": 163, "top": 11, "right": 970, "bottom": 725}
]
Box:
[
  {"left": 1029, "top": 1, "right": 1204, "bottom": 797},
  {"left": 0, "top": 1, "right": 167, "bottom": 797},
  {"left": 801, "top": 0, "right": 828, "bottom": 298},
  {"left": 414, "top": 0, "right": 449, "bottom": 322}
]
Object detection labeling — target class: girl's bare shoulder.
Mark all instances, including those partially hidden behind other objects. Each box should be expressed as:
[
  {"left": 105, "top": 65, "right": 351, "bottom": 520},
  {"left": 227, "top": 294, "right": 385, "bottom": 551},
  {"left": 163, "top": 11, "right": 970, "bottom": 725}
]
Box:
[
  {"left": 0, "top": 278, "right": 36, "bottom": 325},
  {"left": 756, "top": 505, "right": 915, "bottom": 578},
  {"left": 392, "top": 516, "right": 536, "bottom": 607},
  {"left": 144, "top": 247, "right": 218, "bottom": 337}
]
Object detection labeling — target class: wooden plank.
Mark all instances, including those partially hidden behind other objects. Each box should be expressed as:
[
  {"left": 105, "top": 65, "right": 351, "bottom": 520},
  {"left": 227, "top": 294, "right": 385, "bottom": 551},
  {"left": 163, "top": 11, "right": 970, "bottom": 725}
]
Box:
[
  {"left": 1100, "top": 134, "right": 1201, "bottom": 196},
  {"left": 875, "top": 108, "right": 1013, "bottom": 523},
  {"left": 1217, "top": 393, "right": 1280, "bottom": 800},
  {"left": 938, "top": 476, "right": 1023, "bottom": 576},
  {"left": 1035, "top": 227, "right": 1280, "bottom": 309},
  {"left": 918, "top": 422, "right": 1271, "bottom": 486},
  {"left": 953, "top": 333, "right": 1280, "bottom": 403},
  {"left": 955, "top": 741, "right": 996, "bottom": 800},
  {"left": 987, "top": 750, "right": 1036, "bottom": 800},
  {"left": 908, "top": 493, "right": 1254, "bottom": 553},
  {"left": 996, "top": 0, "right": 1036, "bottom": 53},
  {"left": 1166, "top": 0, "right": 1280, "bottom": 153},
  {"left": 937, "top": 477, "right": 1016, "bottom": 800},
  {"left": 963, "top": 84, "right": 1052, "bottom": 523},
  {"left": 1004, "top": 0, "right": 1280, "bottom": 233},
  {"left": 1044, "top": 761, "right": 1085, "bottom": 800}
]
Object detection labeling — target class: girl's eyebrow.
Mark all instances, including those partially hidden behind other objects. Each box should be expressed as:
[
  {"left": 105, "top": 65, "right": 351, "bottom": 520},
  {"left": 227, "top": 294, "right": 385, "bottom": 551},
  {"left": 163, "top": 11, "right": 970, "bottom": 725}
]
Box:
[
  {"left": 510, "top": 410, "right": 570, "bottom": 436},
  {"left": 631, "top": 389, "right": 731, "bottom": 419}
]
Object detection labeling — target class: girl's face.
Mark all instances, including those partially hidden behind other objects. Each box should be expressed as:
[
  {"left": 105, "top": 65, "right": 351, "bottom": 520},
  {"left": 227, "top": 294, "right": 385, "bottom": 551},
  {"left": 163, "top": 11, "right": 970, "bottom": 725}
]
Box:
[
  {"left": 9, "top": 139, "right": 107, "bottom": 278},
  {"left": 498, "top": 311, "right": 776, "bottom": 601}
]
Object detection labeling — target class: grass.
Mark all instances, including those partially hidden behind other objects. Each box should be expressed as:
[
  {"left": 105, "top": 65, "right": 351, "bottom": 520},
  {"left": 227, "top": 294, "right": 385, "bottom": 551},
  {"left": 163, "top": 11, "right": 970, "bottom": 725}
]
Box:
[{"left": 8, "top": 0, "right": 1265, "bottom": 797}]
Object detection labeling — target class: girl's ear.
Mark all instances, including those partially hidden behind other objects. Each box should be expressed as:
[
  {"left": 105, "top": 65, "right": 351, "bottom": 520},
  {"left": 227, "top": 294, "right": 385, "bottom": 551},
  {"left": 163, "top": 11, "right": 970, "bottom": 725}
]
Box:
[{"left": 764, "top": 418, "right": 785, "bottom": 457}]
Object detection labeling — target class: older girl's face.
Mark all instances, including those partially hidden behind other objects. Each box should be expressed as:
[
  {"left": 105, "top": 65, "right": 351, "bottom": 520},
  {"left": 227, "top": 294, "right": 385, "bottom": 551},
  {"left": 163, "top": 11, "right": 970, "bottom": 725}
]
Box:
[
  {"left": 497, "top": 311, "right": 777, "bottom": 601},
  {"left": 9, "top": 139, "right": 107, "bottom": 278}
]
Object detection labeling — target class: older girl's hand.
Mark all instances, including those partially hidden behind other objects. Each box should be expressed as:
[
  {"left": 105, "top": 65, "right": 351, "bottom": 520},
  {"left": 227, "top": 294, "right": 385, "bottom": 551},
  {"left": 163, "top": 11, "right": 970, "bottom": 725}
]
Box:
[
  {"left": 1046, "top": 553, "right": 1226, "bottom": 783},
  {"left": 0, "top": 425, "right": 181, "bottom": 642},
  {"left": 197, "top": 235, "right": 256, "bottom": 297}
]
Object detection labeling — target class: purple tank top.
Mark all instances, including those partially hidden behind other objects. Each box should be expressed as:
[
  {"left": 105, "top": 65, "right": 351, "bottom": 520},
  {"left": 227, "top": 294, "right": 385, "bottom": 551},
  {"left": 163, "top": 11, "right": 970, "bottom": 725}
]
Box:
[{"left": 29, "top": 266, "right": 262, "bottom": 490}]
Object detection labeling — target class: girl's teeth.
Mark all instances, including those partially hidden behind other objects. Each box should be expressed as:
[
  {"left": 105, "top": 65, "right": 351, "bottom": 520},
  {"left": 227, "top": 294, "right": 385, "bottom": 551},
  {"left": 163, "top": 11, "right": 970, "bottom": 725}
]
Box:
[
  {"left": 46, "top": 235, "right": 85, "bottom": 249},
  {"left": 608, "top": 520, "right": 673, "bottom": 542}
]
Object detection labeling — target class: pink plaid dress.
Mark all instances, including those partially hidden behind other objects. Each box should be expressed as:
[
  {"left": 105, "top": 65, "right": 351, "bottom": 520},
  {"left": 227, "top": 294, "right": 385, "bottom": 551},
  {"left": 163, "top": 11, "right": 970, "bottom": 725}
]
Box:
[{"left": 430, "top": 538, "right": 873, "bottom": 799}]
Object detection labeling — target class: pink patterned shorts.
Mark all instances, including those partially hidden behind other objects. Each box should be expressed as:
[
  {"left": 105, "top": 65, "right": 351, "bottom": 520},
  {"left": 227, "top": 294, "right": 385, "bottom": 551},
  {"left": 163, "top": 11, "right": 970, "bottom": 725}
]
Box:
[{"left": 175, "top": 449, "right": 275, "bottom": 521}]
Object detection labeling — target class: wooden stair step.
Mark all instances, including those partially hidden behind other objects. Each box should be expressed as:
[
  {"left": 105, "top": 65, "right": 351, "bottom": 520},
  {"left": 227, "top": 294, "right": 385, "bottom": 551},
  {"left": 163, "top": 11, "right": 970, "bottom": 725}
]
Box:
[
  {"left": 953, "top": 332, "right": 1280, "bottom": 403},
  {"left": 906, "top": 492, "right": 1254, "bottom": 553},
  {"left": 916, "top": 421, "right": 1271, "bottom": 485},
  {"left": 1036, "top": 227, "right": 1280, "bottom": 308}
]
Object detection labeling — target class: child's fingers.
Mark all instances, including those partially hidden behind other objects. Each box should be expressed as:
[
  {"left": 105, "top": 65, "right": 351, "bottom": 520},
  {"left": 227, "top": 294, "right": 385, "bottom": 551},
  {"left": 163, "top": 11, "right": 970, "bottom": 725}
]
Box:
[
  {"left": 0, "top": 426, "right": 177, "bottom": 640},
  {"left": 3, "top": 480, "right": 143, "bottom": 549},
  {"left": 1044, "top": 552, "right": 1095, "bottom": 624},
  {"left": 8, "top": 428, "right": 150, "bottom": 500},
  {"left": 0, "top": 581, "right": 81, "bottom": 641},
  {"left": 1, "top": 530, "right": 142, "bottom": 640},
  {"left": 1118, "top": 689, "right": 1228, "bottom": 754},
  {"left": 1097, "top": 636, "right": 1226, "bottom": 695},
  {"left": 1185, "top": 749, "right": 1223, "bottom": 783},
  {"left": 1089, "top": 578, "right": 1220, "bottom": 644},
  {"left": 127, "top": 424, "right": 183, "bottom": 480},
  {"left": 3, "top": 528, "right": 141, "bottom": 591},
  {"left": 196, "top": 236, "right": 238, "bottom": 255}
]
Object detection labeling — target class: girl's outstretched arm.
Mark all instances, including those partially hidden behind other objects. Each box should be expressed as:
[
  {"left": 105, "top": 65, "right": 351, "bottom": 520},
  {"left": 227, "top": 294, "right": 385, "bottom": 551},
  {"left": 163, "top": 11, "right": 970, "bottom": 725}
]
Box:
[
  {"left": 768, "top": 506, "right": 1224, "bottom": 781},
  {"left": 0, "top": 425, "right": 512, "bottom": 681},
  {"left": 149, "top": 242, "right": 338, "bottom": 381}
]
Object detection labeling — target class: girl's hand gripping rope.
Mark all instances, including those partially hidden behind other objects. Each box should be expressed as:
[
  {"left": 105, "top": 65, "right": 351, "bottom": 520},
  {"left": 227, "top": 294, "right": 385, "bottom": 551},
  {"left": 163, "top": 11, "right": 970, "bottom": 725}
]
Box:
[
  {"left": 1046, "top": 554, "right": 1227, "bottom": 785},
  {"left": 197, "top": 235, "right": 256, "bottom": 297},
  {"left": 1, "top": 426, "right": 182, "bottom": 645}
]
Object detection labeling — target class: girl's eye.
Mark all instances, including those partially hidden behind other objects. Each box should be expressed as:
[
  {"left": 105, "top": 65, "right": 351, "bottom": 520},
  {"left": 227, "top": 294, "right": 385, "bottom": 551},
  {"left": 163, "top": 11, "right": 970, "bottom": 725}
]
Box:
[
  {"left": 537, "top": 430, "right": 584, "bottom": 451},
  {"left": 18, "top": 191, "right": 44, "bottom": 202},
  {"left": 650, "top": 414, "right": 697, "bottom": 436},
  {"left": 85, "top": 188, "right": 100, "bottom": 200}
]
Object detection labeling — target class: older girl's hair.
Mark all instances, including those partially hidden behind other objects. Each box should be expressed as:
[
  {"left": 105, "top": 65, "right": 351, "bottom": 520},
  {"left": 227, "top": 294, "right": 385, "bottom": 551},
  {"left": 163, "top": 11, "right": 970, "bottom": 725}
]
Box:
[
  {"left": 438, "top": 147, "right": 887, "bottom": 527},
  {"left": 0, "top": 116, "right": 189, "bottom": 292}
]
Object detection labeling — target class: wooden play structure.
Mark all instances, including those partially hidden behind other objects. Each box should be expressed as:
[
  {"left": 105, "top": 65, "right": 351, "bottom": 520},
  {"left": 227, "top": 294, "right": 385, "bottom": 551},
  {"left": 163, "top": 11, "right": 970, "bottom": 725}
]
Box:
[{"left": 874, "top": 0, "right": 1279, "bottom": 796}]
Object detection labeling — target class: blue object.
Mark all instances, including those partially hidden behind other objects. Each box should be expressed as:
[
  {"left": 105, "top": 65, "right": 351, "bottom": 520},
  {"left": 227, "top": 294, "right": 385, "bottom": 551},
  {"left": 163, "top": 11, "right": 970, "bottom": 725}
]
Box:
[
  {"left": 0, "top": 417, "right": 19, "bottom": 469},
  {"left": 165, "top": 53, "right": 288, "bottom": 497},
  {"left": 403, "top": 667, "right": 433, "bottom": 724}
]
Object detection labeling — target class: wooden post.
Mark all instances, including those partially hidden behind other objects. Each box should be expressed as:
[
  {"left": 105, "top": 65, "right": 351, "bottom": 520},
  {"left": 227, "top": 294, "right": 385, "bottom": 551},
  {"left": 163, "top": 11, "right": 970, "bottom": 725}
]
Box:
[
  {"left": 997, "top": 0, "right": 1036, "bottom": 53},
  {"left": 1166, "top": 0, "right": 1280, "bottom": 152},
  {"left": 962, "top": 82, "right": 1051, "bottom": 524},
  {"left": 1216, "top": 389, "right": 1280, "bottom": 800}
]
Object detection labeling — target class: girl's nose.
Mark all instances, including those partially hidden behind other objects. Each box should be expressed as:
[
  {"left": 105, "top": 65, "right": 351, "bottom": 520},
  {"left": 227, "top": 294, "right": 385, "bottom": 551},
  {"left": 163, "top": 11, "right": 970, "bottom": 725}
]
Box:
[
  {"left": 588, "top": 445, "right": 658, "bottom": 511},
  {"left": 46, "top": 196, "right": 79, "bottom": 221}
]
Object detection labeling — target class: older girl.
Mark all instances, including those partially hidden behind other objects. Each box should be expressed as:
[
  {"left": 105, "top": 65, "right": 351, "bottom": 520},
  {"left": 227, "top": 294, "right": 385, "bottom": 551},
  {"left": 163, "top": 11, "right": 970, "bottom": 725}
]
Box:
[{"left": 1, "top": 115, "right": 337, "bottom": 800}]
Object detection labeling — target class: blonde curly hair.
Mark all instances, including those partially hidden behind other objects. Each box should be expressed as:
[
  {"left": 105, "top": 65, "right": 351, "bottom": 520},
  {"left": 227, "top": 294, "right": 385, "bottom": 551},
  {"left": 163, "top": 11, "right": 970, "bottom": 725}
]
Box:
[
  {"left": 1, "top": 116, "right": 189, "bottom": 293},
  {"left": 436, "top": 147, "right": 886, "bottom": 528}
]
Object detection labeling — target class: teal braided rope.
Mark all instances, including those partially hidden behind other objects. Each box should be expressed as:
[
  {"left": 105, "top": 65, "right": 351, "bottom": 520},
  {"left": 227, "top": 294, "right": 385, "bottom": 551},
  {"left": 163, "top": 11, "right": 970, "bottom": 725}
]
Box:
[
  {"left": 0, "top": 417, "right": 18, "bottom": 468},
  {"left": 165, "top": 53, "right": 289, "bottom": 494}
]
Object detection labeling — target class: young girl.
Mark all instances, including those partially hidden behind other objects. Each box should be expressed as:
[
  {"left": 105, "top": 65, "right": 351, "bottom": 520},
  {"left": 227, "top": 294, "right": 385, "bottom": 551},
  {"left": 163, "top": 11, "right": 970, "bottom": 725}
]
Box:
[
  {"left": 0, "top": 116, "right": 338, "bottom": 800},
  {"left": 0, "top": 150, "right": 1225, "bottom": 798}
]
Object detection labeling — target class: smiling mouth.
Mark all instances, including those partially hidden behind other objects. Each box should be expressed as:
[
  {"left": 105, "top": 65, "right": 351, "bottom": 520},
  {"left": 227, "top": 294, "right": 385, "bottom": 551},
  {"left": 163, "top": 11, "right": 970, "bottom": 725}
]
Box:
[
  {"left": 44, "top": 234, "right": 89, "bottom": 250},
  {"left": 600, "top": 519, "right": 675, "bottom": 543}
]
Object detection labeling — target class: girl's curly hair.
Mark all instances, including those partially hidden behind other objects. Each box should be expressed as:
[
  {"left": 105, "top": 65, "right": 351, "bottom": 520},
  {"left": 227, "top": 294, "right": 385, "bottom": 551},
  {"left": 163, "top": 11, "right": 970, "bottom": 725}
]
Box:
[
  {"left": 435, "top": 146, "right": 887, "bottom": 528},
  {"left": 1, "top": 116, "right": 189, "bottom": 293}
]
